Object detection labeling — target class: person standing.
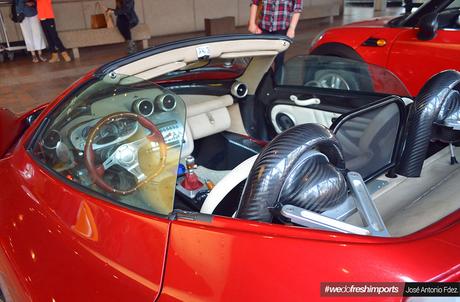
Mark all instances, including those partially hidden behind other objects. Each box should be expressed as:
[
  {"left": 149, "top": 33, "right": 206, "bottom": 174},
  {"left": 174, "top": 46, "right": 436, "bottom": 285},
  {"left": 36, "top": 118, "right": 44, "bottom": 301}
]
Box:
[
  {"left": 248, "top": 0, "right": 303, "bottom": 80},
  {"left": 36, "top": 0, "right": 71, "bottom": 63},
  {"left": 403, "top": 0, "right": 413, "bottom": 14},
  {"left": 105, "top": 0, "right": 139, "bottom": 54},
  {"left": 15, "top": 0, "right": 47, "bottom": 63}
]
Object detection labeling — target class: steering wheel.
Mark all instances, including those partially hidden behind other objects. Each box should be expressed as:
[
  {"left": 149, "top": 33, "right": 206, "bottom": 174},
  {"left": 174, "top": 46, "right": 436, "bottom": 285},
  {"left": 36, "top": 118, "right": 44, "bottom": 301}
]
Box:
[{"left": 84, "top": 112, "right": 167, "bottom": 195}]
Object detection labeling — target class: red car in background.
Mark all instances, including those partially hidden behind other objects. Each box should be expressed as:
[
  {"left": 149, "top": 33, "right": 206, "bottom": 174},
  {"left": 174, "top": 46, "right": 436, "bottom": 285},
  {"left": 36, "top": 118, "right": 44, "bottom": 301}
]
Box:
[{"left": 310, "top": 0, "right": 460, "bottom": 96}]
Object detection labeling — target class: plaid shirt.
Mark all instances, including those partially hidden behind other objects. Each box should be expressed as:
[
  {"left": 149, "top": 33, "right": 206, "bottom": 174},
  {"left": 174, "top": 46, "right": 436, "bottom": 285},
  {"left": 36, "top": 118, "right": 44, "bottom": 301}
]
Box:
[{"left": 252, "top": 0, "right": 303, "bottom": 32}]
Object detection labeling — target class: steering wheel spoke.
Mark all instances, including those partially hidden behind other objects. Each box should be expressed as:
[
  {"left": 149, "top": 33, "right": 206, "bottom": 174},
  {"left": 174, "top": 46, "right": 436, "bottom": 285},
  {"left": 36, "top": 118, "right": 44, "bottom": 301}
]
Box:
[
  {"left": 103, "top": 153, "right": 117, "bottom": 170},
  {"left": 127, "top": 163, "right": 147, "bottom": 181}
]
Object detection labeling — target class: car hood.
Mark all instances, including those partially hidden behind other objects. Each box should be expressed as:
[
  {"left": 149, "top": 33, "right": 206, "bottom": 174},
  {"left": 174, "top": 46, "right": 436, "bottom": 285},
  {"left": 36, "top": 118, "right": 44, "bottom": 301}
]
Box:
[{"left": 345, "top": 16, "right": 394, "bottom": 28}]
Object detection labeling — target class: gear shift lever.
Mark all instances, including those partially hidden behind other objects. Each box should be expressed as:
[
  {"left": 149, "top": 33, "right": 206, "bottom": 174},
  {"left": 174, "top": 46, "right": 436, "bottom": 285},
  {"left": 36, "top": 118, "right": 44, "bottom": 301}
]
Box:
[{"left": 181, "top": 156, "right": 203, "bottom": 191}]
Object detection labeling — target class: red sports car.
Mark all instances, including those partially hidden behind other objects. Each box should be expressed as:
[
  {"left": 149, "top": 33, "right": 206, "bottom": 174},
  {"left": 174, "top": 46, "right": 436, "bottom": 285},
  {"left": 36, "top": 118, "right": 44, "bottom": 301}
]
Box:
[
  {"left": 309, "top": 0, "right": 460, "bottom": 96},
  {"left": 0, "top": 35, "right": 459, "bottom": 301}
]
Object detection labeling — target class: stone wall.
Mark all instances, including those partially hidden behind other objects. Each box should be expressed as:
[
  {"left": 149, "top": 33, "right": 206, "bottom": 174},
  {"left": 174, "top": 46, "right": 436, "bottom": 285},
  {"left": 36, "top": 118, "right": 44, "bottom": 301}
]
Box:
[{"left": 0, "top": 0, "right": 341, "bottom": 43}]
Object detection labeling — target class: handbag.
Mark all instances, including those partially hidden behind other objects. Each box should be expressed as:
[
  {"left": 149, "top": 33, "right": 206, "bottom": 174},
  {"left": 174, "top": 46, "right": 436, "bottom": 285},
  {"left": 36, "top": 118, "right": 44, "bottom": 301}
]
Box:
[
  {"left": 10, "top": 2, "right": 25, "bottom": 23},
  {"left": 91, "top": 2, "right": 107, "bottom": 29}
]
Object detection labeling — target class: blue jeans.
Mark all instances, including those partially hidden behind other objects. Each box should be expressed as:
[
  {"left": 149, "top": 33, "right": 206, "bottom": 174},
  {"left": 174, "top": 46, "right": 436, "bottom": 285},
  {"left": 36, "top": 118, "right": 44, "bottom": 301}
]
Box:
[{"left": 262, "top": 29, "right": 287, "bottom": 83}]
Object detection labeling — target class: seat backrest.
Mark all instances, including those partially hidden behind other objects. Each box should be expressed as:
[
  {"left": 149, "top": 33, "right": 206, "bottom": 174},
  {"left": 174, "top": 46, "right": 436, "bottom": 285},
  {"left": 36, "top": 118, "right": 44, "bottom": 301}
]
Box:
[
  {"left": 331, "top": 96, "right": 408, "bottom": 181},
  {"left": 398, "top": 70, "right": 460, "bottom": 177}
]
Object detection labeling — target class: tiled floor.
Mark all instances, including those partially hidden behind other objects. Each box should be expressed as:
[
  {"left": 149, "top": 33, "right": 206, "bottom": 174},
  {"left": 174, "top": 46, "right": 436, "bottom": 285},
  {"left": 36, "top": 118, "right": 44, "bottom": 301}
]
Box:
[{"left": 0, "top": 5, "right": 403, "bottom": 114}]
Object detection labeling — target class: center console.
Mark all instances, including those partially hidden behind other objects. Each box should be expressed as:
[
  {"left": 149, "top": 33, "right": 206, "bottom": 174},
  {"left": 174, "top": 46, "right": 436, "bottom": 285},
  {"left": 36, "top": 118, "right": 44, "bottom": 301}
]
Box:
[{"left": 174, "top": 131, "right": 265, "bottom": 212}]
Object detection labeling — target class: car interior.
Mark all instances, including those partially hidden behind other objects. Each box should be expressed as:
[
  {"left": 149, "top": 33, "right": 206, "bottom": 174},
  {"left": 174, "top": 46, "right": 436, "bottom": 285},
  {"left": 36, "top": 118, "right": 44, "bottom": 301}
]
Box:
[{"left": 30, "top": 36, "right": 460, "bottom": 239}]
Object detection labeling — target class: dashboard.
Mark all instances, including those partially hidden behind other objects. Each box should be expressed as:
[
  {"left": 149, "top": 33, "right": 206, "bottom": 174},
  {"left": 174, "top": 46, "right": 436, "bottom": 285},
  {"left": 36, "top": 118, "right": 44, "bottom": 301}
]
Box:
[
  {"left": 38, "top": 87, "right": 188, "bottom": 185},
  {"left": 43, "top": 91, "right": 185, "bottom": 151},
  {"left": 31, "top": 77, "right": 192, "bottom": 214}
]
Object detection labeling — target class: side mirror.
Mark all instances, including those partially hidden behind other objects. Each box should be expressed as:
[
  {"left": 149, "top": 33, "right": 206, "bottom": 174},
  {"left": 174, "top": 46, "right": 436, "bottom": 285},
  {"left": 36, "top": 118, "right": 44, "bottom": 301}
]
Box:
[{"left": 417, "top": 12, "right": 439, "bottom": 41}]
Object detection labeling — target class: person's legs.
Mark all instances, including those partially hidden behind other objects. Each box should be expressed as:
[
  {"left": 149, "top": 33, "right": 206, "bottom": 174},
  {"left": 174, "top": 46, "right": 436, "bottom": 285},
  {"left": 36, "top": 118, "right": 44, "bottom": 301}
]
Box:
[
  {"left": 40, "top": 19, "right": 56, "bottom": 52},
  {"left": 404, "top": 0, "right": 413, "bottom": 14},
  {"left": 46, "top": 19, "right": 66, "bottom": 52},
  {"left": 41, "top": 19, "right": 70, "bottom": 62},
  {"left": 31, "top": 51, "right": 39, "bottom": 63},
  {"left": 37, "top": 50, "right": 46, "bottom": 62},
  {"left": 262, "top": 29, "right": 287, "bottom": 82},
  {"left": 19, "top": 17, "right": 35, "bottom": 62},
  {"left": 29, "top": 16, "right": 47, "bottom": 62},
  {"left": 30, "top": 16, "right": 47, "bottom": 51},
  {"left": 116, "top": 15, "right": 132, "bottom": 40},
  {"left": 117, "top": 15, "right": 136, "bottom": 53},
  {"left": 273, "top": 49, "right": 286, "bottom": 82},
  {"left": 41, "top": 19, "right": 60, "bottom": 62}
]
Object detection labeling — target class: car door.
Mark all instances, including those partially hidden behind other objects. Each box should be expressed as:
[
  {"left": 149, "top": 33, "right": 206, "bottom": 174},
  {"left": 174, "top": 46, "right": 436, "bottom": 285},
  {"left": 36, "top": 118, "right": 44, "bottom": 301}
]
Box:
[
  {"left": 0, "top": 77, "right": 172, "bottom": 302},
  {"left": 387, "top": 3, "right": 460, "bottom": 96},
  {"left": 158, "top": 212, "right": 460, "bottom": 302},
  {"left": 158, "top": 55, "right": 458, "bottom": 300},
  {"left": 264, "top": 55, "right": 410, "bottom": 137}
]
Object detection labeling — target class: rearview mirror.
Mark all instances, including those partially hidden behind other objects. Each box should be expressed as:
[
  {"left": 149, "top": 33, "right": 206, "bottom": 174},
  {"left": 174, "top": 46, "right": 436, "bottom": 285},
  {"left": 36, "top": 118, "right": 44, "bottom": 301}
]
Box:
[{"left": 417, "top": 12, "right": 439, "bottom": 41}]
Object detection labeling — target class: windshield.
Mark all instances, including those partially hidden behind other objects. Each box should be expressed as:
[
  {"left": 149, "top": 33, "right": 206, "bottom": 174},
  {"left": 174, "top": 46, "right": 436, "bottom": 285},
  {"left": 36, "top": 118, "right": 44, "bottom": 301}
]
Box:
[
  {"left": 31, "top": 75, "right": 186, "bottom": 215},
  {"left": 400, "top": 0, "right": 456, "bottom": 27},
  {"left": 447, "top": 0, "right": 460, "bottom": 8},
  {"left": 280, "top": 55, "right": 410, "bottom": 97}
]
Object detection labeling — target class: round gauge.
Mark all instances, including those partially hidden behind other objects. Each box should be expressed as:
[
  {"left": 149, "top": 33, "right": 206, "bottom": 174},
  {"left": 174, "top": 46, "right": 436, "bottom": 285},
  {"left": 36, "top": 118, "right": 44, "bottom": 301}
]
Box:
[
  {"left": 95, "top": 123, "right": 119, "bottom": 145},
  {"left": 43, "top": 130, "right": 61, "bottom": 150},
  {"left": 156, "top": 94, "right": 176, "bottom": 112},
  {"left": 132, "top": 98, "right": 154, "bottom": 116},
  {"left": 81, "top": 126, "right": 92, "bottom": 138}
]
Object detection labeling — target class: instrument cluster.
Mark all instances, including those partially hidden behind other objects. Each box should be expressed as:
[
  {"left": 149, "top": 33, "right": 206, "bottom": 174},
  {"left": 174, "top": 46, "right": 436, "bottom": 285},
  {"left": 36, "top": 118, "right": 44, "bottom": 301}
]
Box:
[
  {"left": 69, "top": 118, "right": 139, "bottom": 151},
  {"left": 40, "top": 92, "right": 183, "bottom": 171}
]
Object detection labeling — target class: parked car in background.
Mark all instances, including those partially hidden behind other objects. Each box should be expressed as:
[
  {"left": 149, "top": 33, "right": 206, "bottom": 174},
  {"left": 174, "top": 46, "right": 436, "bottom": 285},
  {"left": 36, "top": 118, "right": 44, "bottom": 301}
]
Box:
[
  {"left": 345, "top": 0, "right": 403, "bottom": 5},
  {"left": 310, "top": 0, "right": 460, "bottom": 96},
  {"left": 345, "top": 0, "right": 424, "bottom": 7}
]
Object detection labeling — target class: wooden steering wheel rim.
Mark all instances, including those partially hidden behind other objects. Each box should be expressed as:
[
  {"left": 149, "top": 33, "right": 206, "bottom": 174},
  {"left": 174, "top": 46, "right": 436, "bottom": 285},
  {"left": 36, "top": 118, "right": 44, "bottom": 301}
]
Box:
[{"left": 84, "top": 112, "right": 167, "bottom": 195}]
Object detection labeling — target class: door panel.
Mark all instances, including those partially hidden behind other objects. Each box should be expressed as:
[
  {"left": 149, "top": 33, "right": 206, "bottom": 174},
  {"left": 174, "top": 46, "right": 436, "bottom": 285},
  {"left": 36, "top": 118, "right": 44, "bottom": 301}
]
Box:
[
  {"left": 268, "top": 87, "right": 388, "bottom": 136},
  {"left": 270, "top": 104, "right": 340, "bottom": 133},
  {"left": 0, "top": 149, "right": 170, "bottom": 302},
  {"left": 268, "top": 55, "right": 408, "bottom": 136}
]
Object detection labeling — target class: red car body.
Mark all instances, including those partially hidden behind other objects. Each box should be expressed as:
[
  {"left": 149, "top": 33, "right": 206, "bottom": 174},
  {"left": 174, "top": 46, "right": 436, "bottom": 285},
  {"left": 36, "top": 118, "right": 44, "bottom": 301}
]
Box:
[
  {"left": 310, "top": 0, "right": 460, "bottom": 96},
  {"left": 0, "top": 35, "right": 459, "bottom": 302}
]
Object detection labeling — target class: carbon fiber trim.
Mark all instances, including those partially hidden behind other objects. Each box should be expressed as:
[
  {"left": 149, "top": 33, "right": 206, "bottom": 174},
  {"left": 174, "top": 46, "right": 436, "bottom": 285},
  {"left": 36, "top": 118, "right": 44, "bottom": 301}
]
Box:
[
  {"left": 236, "top": 123, "right": 346, "bottom": 222},
  {"left": 279, "top": 153, "right": 348, "bottom": 213},
  {"left": 398, "top": 70, "right": 460, "bottom": 177}
]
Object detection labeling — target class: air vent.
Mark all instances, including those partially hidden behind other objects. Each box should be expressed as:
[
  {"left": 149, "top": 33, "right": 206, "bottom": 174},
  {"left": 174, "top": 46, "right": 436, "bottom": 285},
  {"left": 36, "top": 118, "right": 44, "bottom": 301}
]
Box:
[
  {"left": 231, "top": 81, "right": 248, "bottom": 99},
  {"left": 132, "top": 98, "right": 154, "bottom": 116},
  {"left": 155, "top": 94, "right": 177, "bottom": 112}
]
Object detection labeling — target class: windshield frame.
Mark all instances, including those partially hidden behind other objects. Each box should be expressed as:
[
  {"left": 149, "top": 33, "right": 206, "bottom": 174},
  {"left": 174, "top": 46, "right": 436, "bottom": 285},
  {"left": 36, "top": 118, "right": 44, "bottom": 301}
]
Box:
[{"left": 398, "top": 0, "right": 454, "bottom": 27}]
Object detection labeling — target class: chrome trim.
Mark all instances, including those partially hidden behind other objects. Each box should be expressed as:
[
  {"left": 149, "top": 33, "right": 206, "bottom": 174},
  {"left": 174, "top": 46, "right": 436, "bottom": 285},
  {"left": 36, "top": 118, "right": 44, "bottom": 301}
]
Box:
[
  {"left": 156, "top": 94, "right": 177, "bottom": 112},
  {"left": 231, "top": 81, "right": 248, "bottom": 99},
  {"left": 132, "top": 98, "right": 154, "bottom": 117}
]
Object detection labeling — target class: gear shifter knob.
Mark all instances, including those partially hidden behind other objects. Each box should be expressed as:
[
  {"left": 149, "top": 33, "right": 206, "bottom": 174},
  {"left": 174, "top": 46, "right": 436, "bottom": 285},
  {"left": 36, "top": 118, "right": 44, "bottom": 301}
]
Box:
[{"left": 185, "top": 155, "right": 197, "bottom": 171}]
